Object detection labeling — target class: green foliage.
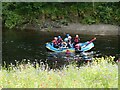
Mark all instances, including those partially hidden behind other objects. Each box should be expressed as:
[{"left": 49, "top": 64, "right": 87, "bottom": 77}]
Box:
[
  {"left": 2, "top": 2, "right": 120, "bottom": 29},
  {"left": 82, "top": 16, "right": 96, "bottom": 24},
  {"left": 4, "top": 11, "right": 23, "bottom": 29},
  {"left": 0, "top": 56, "right": 118, "bottom": 88}
]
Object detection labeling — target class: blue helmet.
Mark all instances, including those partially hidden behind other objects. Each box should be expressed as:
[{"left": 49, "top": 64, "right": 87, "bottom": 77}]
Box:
[
  {"left": 58, "top": 36, "right": 61, "bottom": 39},
  {"left": 66, "top": 34, "right": 69, "bottom": 37},
  {"left": 64, "top": 38, "right": 68, "bottom": 42}
]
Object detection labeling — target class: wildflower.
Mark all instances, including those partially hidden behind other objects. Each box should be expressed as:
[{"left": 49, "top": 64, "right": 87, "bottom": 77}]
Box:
[
  {"left": 49, "top": 77, "right": 52, "bottom": 80},
  {"left": 7, "top": 81, "right": 11, "bottom": 84},
  {"left": 56, "top": 83, "right": 59, "bottom": 87},
  {"left": 40, "top": 83, "right": 43, "bottom": 87},
  {"left": 46, "top": 84, "right": 48, "bottom": 86}
]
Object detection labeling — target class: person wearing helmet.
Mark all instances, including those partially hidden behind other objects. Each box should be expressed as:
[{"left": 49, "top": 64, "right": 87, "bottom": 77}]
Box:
[
  {"left": 68, "top": 36, "right": 72, "bottom": 42},
  {"left": 67, "top": 36, "right": 72, "bottom": 48},
  {"left": 64, "top": 33, "right": 70, "bottom": 42},
  {"left": 57, "top": 36, "right": 63, "bottom": 47},
  {"left": 52, "top": 37, "right": 58, "bottom": 48},
  {"left": 74, "top": 34, "right": 80, "bottom": 47}
]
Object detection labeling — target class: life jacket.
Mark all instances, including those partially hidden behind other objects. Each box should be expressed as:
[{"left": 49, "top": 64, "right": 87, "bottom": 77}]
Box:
[
  {"left": 52, "top": 40, "right": 57, "bottom": 45},
  {"left": 74, "top": 37, "right": 79, "bottom": 43},
  {"left": 58, "top": 38, "right": 62, "bottom": 43}
]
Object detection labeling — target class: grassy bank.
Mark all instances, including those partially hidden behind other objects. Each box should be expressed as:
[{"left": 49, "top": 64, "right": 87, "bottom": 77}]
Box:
[{"left": 0, "top": 56, "right": 118, "bottom": 88}]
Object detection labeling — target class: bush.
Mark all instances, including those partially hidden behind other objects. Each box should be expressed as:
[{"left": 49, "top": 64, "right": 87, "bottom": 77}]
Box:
[{"left": 2, "top": 2, "right": 120, "bottom": 29}]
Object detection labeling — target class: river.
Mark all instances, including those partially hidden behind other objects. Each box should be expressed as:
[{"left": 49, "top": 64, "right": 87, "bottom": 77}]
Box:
[{"left": 2, "top": 30, "right": 119, "bottom": 67}]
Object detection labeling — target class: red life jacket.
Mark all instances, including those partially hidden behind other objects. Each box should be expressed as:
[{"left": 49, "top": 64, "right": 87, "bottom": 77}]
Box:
[
  {"left": 52, "top": 40, "right": 57, "bottom": 45},
  {"left": 74, "top": 37, "right": 79, "bottom": 43},
  {"left": 58, "top": 38, "right": 62, "bottom": 43}
]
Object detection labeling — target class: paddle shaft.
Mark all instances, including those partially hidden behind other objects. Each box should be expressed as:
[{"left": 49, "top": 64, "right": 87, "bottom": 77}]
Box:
[{"left": 82, "top": 37, "right": 96, "bottom": 48}]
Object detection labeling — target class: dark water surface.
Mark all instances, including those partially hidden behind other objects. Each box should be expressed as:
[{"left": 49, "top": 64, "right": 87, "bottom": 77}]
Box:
[{"left": 2, "top": 30, "right": 119, "bottom": 66}]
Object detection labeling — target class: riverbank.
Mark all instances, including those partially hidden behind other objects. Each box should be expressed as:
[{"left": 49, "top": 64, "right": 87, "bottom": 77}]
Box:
[
  {"left": 22, "top": 23, "right": 119, "bottom": 35},
  {"left": 0, "top": 56, "right": 118, "bottom": 88},
  {"left": 42, "top": 23, "right": 119, "bottom": 35}
]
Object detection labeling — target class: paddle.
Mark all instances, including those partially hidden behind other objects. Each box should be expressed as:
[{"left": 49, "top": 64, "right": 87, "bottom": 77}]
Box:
[{"left": 82, "top": 37, "right": 96, "bottom": 48}]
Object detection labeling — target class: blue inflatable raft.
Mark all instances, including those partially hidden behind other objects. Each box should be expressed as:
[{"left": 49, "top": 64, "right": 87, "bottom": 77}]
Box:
[{"left": 45, "top": 41, "right": 94, "bottom": 53}]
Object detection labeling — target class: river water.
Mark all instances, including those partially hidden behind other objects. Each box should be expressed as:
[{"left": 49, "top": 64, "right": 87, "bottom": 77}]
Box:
[{"left": 2, "top": 30, "right": 119, "bottom": 67}]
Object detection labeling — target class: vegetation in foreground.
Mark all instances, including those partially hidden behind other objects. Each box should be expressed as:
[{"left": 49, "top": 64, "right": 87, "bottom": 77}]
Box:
[{"left": 0, "top": 56, "right": 118, "bottom": 88}]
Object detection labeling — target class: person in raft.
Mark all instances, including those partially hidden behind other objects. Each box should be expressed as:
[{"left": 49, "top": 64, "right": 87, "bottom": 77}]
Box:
[
  {"left": 61, "top": 38, "right": 68, "bottom": 49},
  {"left": 61, "top": 41, "right": 68, "bottom": 48},
  {"left": 74, "top": 34, "right": 80, "bottom": 47},
  {"left": 64, "top": 33, "right": 69, "bottom": 42},
  {"left": 75, "top": 43, "right": 81, "bottom": 51},
  {"left": 67, "top": 36, "right": 72, "bottom": 48},
  {"left": 52, "top": 37, "right": 58, "bottom": 48},
  {"left": 57, "top": 36, "right": 63, "bottom": 47}
]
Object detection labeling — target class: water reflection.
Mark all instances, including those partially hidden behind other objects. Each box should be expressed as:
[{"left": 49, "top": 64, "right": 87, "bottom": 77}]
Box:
[{"left": 45, "top": 51, "right": 102, "bottom": 69}]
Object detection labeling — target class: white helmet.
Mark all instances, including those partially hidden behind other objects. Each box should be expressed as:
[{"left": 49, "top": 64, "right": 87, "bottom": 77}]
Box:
[
  {"left": 76, "top": 35, "right": 79, "bottom": 37},
  {"left": 68, "top": 36, "right": 72, "bottom": 39},
  {"left": 54, "top": 37, "right": 57, "bottom": 40}
]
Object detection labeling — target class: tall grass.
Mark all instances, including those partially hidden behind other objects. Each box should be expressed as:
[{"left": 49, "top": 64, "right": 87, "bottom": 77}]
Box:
[{"left": 0, "top": 56, "right": 118, "bottom": 88}]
